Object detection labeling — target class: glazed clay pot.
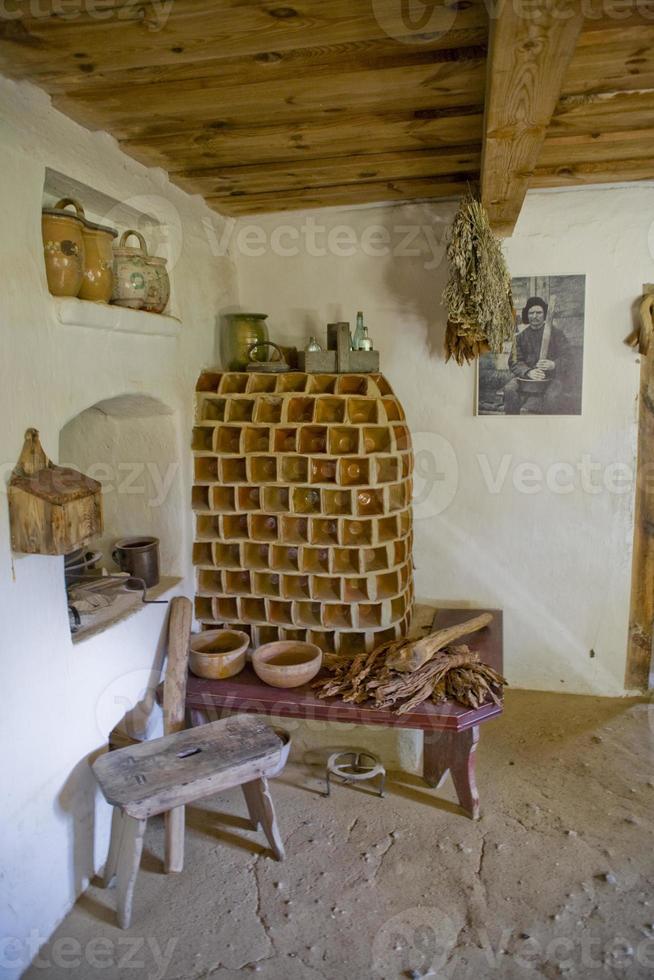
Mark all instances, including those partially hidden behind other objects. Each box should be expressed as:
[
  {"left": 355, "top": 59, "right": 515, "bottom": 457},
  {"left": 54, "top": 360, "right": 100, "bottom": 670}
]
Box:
[
  {"left": 111, "top": 230, "right": 149, "bottom": 309},
  {"left": 81, "top": 223, "right": 117, "bottom": 302},
  {"left": 143, "top": 254, "right": 170, "bottom": 314},
  {"left": 220, "top": 313, "right": 269, "bottom": 370},
  {"left": 52, "top": 198, "right": 117, "bottom": 302},
  {"left": 41, "top": 207, "right": 85, "bottom": 297}
]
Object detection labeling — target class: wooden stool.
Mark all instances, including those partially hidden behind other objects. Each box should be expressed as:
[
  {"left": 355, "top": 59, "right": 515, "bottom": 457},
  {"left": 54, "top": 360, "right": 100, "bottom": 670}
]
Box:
[{"left": 93, "top": 714, "right": 285, "bottom": 928}]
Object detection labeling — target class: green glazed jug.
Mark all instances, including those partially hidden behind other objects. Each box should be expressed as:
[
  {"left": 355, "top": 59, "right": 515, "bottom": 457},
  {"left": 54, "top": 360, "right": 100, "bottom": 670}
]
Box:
[{"left": 221, "top": 313, "right": 269, "bottom": 370}]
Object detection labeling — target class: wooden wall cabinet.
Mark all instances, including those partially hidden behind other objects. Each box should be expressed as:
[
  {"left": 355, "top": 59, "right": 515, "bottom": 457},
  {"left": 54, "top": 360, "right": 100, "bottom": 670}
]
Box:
[{"left": 9, "top": 428, "right": 103, "bottom": 555}]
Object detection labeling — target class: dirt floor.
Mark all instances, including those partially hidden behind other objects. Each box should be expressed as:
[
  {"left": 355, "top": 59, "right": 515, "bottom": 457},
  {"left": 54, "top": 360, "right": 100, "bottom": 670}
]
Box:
[{"left": 26, "top": 691, "right": 654, "bottom": 979}]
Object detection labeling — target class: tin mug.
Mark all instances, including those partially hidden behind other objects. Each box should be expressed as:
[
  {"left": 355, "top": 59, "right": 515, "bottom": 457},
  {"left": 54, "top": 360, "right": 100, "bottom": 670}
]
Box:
[{"left": 112, "top": 536, "right": 160, "bottom": 588}]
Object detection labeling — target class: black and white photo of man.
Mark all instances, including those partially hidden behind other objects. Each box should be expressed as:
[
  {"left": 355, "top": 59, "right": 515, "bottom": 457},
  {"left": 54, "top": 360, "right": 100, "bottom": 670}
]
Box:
[{"left": 477, "top": 275, "right": 585, "bottom": 417}]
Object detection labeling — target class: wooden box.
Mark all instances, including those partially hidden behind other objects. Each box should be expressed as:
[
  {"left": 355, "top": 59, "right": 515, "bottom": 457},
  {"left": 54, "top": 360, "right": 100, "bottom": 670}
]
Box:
[
  {"left": 297, "top": 321, "right": 380, "bottom": 374},
  {"left": 9, "top": 429, "right": 103, "bottom": 555}
]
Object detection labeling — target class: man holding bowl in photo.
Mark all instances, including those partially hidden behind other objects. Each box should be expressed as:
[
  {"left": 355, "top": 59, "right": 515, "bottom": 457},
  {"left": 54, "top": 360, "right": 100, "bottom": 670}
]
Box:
[{"left": 503, "top": 296, "right": 570, "bottom": 415}]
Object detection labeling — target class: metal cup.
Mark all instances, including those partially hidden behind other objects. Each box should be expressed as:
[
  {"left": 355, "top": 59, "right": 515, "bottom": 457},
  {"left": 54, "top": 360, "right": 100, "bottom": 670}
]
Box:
[{"left": 112, "top": 536, "right": 160, "bottom": 588}]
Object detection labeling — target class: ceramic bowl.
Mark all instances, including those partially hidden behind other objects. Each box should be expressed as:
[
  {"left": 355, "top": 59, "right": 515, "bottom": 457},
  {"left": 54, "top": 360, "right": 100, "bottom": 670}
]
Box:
[
  {"left": 252, "top": 640, "right": 322, "bottom": 689},
  {"left": 189, "top": 629, "right": 249, "bottom": 680}
]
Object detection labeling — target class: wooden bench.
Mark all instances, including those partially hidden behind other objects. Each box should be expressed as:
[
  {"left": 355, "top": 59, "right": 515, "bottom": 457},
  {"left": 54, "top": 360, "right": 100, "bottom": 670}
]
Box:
[
  {"left": 184, "top": 608, "right": 503, "bottom": 820},
  {"left": 93, "top": 714, "right": 286, "bottom": 928}
]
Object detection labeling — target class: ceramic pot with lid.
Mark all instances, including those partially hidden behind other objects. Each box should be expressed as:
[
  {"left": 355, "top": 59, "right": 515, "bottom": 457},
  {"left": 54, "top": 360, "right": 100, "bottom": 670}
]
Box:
[
  {"left": 51, "top": 198, "right": 117, "bottom": 303},
  {"left": 41, "top": 204, "right": 85, "bottom": 297},
  {"left": 111, "top": 230, "right": 149, "bottom": 309}
]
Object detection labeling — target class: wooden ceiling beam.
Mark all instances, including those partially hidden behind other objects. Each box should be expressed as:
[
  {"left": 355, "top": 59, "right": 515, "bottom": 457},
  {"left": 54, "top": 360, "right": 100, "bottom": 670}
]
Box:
[{"left": 480, "top": 1, "right": 584, "bottom": 236}]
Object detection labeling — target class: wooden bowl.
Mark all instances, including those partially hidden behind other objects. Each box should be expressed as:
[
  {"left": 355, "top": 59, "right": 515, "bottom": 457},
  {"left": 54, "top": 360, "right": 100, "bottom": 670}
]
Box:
[
  {"left": 266, "top": 728, "right": 292, "bottom": 777},
  {"left": 252, "top": 641, "right": 322, "bottom": 689},
  {"left": 189, "top": 629, "right": 249, "bottom": 680}
]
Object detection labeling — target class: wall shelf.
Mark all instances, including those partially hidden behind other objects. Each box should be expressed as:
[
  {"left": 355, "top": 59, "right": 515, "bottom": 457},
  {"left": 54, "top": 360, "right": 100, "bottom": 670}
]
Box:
[
  {"left": 54, "top": 297, "right": 181, "bottom": 337},
  {"left": 72, "top": 575, "right": 182, "bottom": 644}
]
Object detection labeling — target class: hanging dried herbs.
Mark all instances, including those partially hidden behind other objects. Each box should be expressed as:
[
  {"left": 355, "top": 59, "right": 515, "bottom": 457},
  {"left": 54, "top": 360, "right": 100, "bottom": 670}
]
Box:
[{"left": 443, "top": 190, "right": 514, "bottom": 364}]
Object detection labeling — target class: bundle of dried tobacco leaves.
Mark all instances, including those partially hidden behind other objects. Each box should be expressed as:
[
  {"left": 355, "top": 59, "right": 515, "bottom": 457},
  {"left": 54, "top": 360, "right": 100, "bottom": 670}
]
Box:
[
  {"left": 443, "top": 190, "right": 514, "bottom": 365},
  {"left": 314, "top": 613, "right": 506, "bottom": 714}
]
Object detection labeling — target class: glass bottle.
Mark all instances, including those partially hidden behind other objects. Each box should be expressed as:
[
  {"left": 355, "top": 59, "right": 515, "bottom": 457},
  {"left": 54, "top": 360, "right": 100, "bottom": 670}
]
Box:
[{"left": 353, "top": 311, "right": 365, "bottom": 350}]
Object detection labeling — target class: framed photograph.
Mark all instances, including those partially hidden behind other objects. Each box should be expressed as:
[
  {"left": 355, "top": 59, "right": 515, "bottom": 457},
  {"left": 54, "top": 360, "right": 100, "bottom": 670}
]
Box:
[{"left": 477, "top": 274, "right": 586, "bottom": 416}]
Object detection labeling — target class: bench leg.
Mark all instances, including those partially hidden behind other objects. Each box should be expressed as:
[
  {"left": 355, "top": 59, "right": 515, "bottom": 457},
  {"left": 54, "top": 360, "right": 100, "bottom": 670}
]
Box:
[
  {"left": 164, "top": 806, "right": 185, "bottom": 873},
  {"left": 423, "top": 726, "right": 480, "bottom": 820},
  {"left": 241, "top": 777, "right": 285, "bottom": 861},
  {"left": 116, "top": 815, "right": 147, "bottom": 929},
  {"left": 103, "top": 806, "right": 124, "bottom": 887},
  {"left": 242, "top": 780, "right": 262, "bottom": 830}
]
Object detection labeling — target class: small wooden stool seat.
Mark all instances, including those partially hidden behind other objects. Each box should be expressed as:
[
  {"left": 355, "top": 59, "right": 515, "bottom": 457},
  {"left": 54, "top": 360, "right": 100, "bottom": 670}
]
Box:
[{"left": 93, "top": 714, "right": 286, "bottom": 928}]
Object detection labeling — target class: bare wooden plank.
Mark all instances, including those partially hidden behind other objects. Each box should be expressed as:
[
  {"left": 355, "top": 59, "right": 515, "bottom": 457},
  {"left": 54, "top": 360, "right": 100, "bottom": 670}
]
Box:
[
  {"left": 561, "top": 27, "right": 654, "bottom": 96},
  {"left": 578, "top": 3, "right": 654, "bottom": 41},
  {"left": 205, "top": 175, "right": 468, "bottom": 216},
  {"left": 174, "top": 145, "right": 480, "bottom": 199},
  {"left": 481, "top": 0, "right": 584, "bottom": 235},
  {"left": 51, "top": 58, "right": 485, "bottom": 136},
  {"left": 532, "top": 157, "right": 654, "bottom": 186},
  {"left": 12, "top": 34, "right": 488, "bottom": 95},
  {"left": 541, "top": 132, "right": 654, "bottom": 166},
  {"left": 550, "top": 90, "right": 654, "bottom": 138},
  {"left": 626, "top": 305, "right": 654, "bottom": 690},
  {"left": 162, "top": 595, "right": 192, "bottom": 875},
  {"left": 119, "top": 108, "right": 484, "bottom": 171},
  {"left": 0, "top": 0, "right": 488, "bottom": 80}
]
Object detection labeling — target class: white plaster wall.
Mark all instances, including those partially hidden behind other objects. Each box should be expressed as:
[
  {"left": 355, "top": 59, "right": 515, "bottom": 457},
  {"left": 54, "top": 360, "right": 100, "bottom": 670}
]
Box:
[
  {"left": 0, "top": 77, "right": 238, "bottom": 979},
  {"left": 234, "top": 189, "right": 646, "bottom": 699},
  {"left": 60, "top": 402, "right": 182, "bottom": 575}
]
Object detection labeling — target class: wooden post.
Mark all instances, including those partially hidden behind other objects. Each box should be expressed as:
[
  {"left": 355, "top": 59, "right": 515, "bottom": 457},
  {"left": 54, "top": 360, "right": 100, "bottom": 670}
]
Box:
[
  {"left": 163, "top": 596, "right": 193, "bottom": 872},
  {"left": 626, "top": 286, "right": 654, "bottom": 689}
]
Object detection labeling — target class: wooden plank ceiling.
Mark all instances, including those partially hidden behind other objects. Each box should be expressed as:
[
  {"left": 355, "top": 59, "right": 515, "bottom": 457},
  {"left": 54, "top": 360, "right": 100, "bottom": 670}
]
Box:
[{"left": 1, "top": 0, "right": 654, "bottom": 232}]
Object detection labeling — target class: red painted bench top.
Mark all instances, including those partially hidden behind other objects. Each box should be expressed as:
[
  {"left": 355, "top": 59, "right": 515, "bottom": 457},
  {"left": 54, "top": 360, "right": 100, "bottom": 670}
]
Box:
[{"left": 185, "top": 608, "right": 503, "bottom": 733}]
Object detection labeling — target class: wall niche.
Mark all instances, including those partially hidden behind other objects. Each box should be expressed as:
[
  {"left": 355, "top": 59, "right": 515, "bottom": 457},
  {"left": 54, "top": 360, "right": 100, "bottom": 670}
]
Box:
[{"left": 59, "top": 394, "right": 183, "bottom": 580}]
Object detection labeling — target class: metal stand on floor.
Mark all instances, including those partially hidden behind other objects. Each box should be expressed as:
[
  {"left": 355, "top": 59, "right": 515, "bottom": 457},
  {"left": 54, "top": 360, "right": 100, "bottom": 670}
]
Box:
[{"left": 324, "top": 750, "right": 386, "bottom": 798}]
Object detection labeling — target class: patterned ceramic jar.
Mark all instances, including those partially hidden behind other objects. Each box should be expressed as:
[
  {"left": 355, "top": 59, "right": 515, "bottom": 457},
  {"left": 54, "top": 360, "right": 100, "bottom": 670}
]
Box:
[
  {"left": 143, "top": 254, "right": 170, "bottom": 314},
  {"left": 111, "top": 230, "right": 149, "bottom": 309},
  {"left": 41, "top": 206, "right": 85, "bottom": 297}
]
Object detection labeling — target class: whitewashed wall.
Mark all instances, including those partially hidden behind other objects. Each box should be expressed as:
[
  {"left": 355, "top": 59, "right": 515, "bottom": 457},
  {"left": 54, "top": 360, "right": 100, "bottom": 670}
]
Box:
[
  {"left": 0, "top": 78, "right": 238, "bottom": 980},
  {"left": 0, "top": 69, "right": 649, "bottom": 976},
  {"left": 234, "top": 189, "right": 646, "bottom": 699}
]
